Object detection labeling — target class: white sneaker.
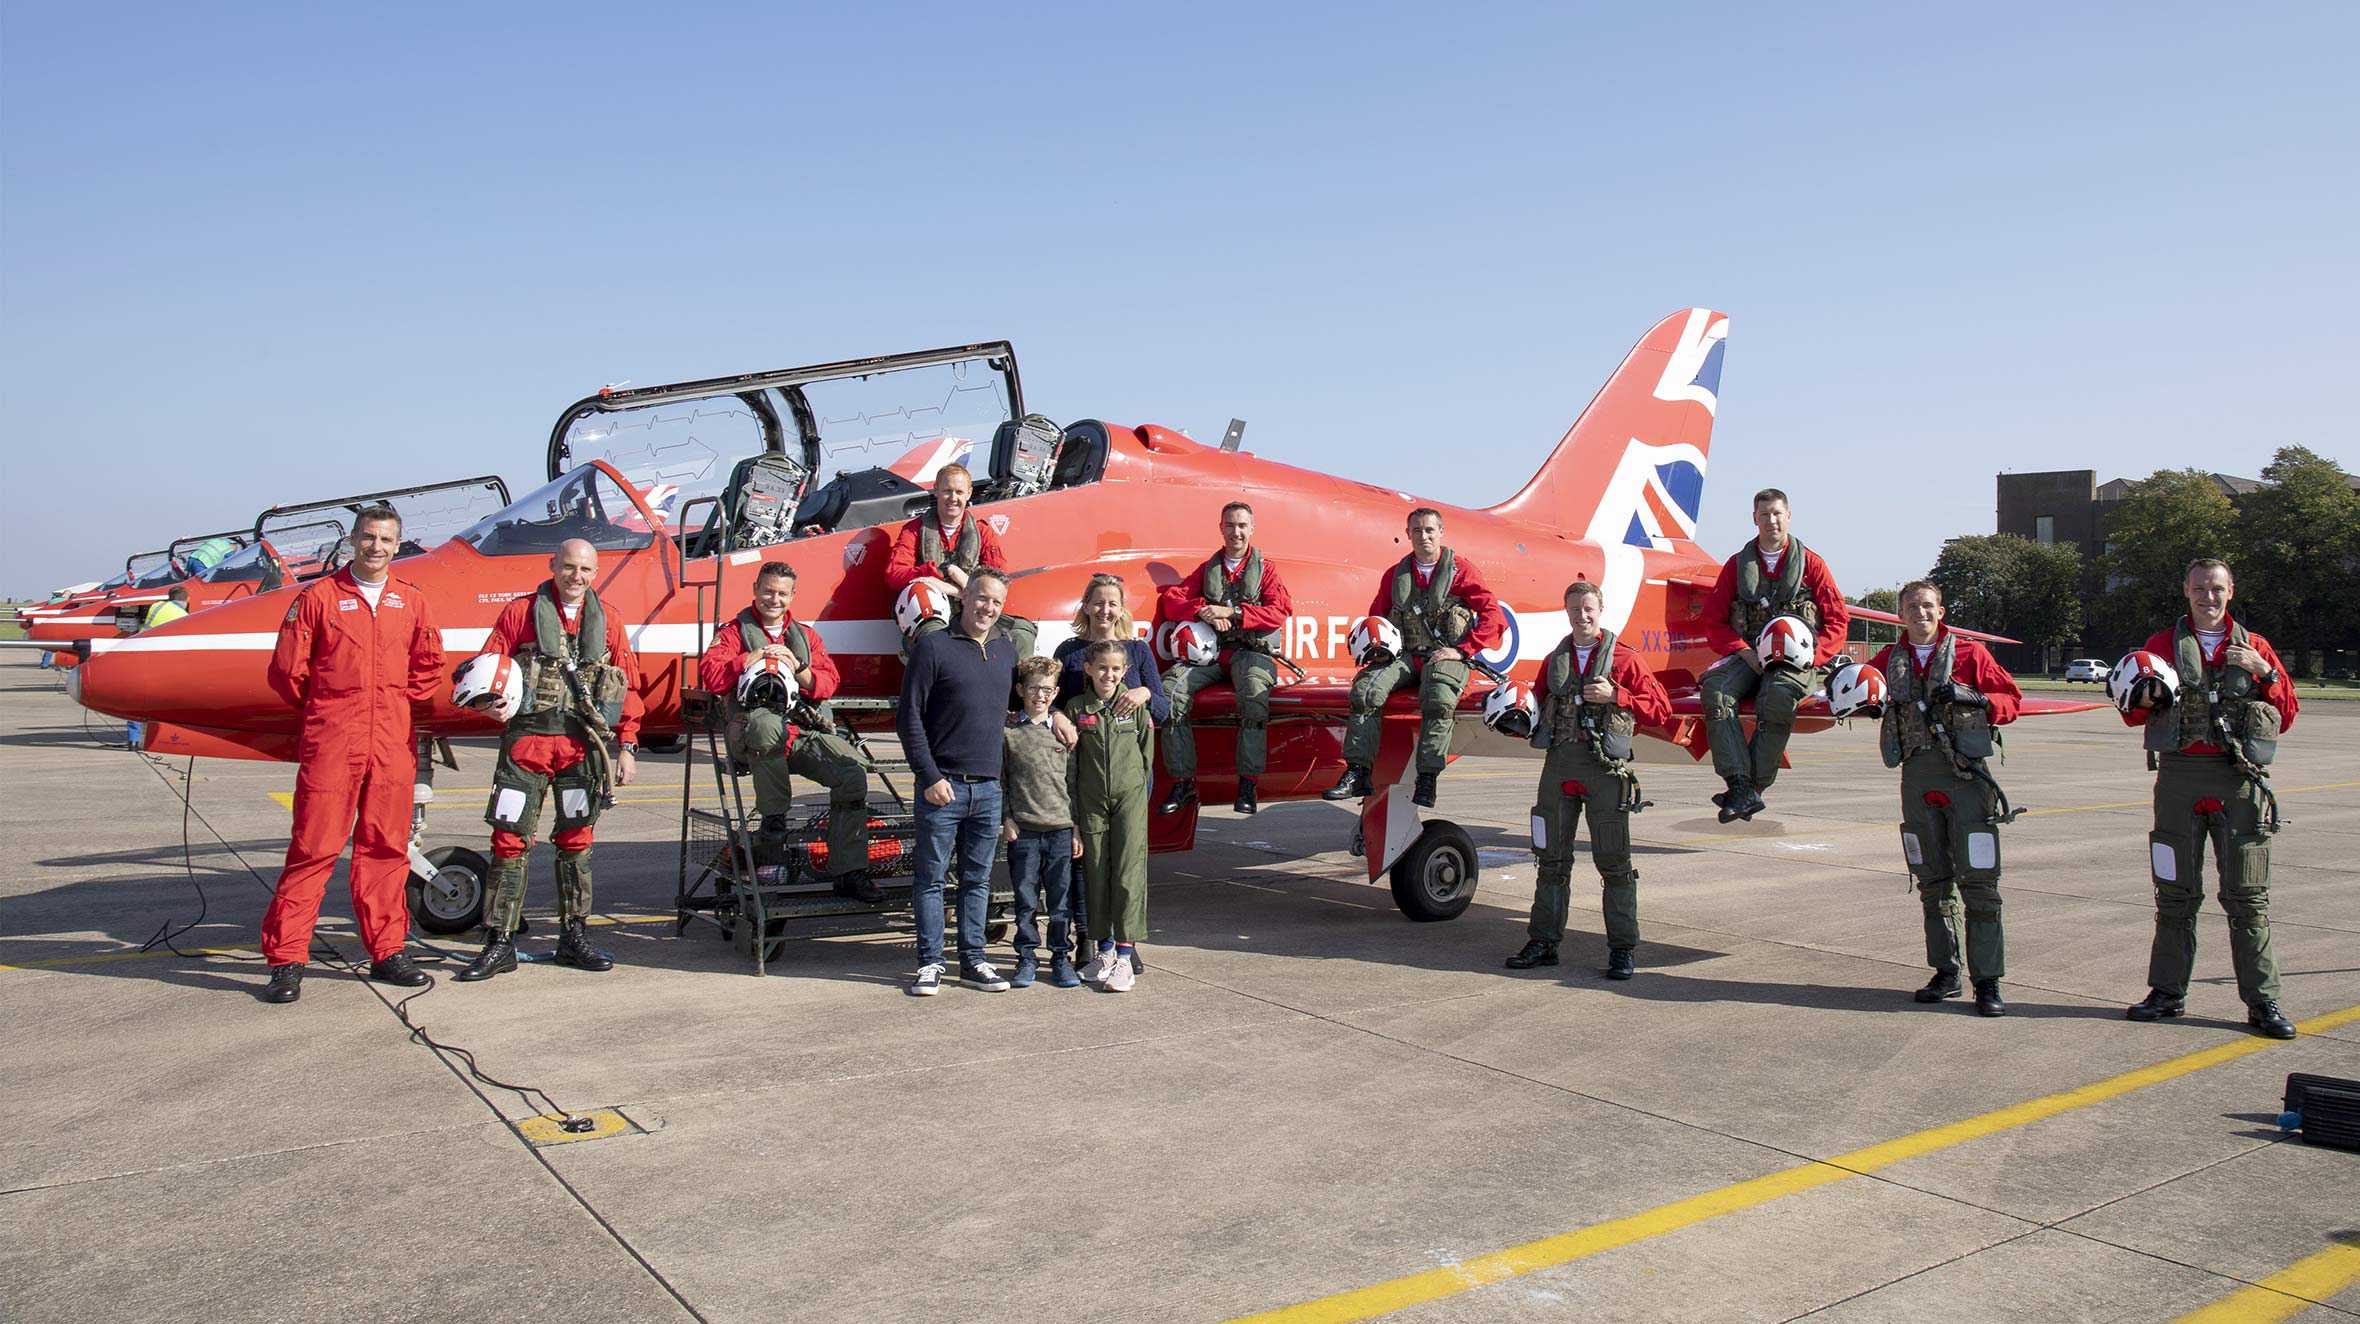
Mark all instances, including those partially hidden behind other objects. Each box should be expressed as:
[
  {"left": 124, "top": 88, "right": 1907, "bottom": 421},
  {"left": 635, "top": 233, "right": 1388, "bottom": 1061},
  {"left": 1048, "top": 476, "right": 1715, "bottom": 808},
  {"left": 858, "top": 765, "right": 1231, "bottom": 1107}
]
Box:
[
  {"left": 908, "top": 963, "right": 943, "bottom": 997},
  {"left": 1105, "top": 952, "right": 1137, "bottom": 993},
  {"left": 959, "top": 960, "right": 1010, "bottom": 992},
  {"left": 1078, "top": 948, "right": 1116, "bottom": 984}
]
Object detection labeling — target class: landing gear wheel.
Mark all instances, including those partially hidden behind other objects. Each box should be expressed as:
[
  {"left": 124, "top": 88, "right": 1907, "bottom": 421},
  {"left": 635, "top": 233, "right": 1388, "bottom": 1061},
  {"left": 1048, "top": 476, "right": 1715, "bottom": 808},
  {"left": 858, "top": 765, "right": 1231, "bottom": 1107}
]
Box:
[
  {"left": 409, "top": 847, "right": 488, "bottom": 935},
  {"left": 1388, "top": 821, "right": 1477, "bottom": 922}
]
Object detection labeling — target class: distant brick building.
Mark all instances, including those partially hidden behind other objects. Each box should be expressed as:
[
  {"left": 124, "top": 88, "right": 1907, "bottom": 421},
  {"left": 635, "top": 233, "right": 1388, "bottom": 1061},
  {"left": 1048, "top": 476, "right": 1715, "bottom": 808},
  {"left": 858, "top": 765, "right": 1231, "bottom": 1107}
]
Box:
[{"left": 1994, "top": 468, "right": 2360, "bottom": 671}]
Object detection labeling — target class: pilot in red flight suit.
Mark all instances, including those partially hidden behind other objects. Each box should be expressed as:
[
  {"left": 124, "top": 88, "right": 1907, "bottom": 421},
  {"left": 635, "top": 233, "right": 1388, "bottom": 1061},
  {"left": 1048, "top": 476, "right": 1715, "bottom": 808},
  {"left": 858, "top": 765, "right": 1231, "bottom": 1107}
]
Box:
[{"left": 258, "top": 505, "right": 444, "bottom": 1004}]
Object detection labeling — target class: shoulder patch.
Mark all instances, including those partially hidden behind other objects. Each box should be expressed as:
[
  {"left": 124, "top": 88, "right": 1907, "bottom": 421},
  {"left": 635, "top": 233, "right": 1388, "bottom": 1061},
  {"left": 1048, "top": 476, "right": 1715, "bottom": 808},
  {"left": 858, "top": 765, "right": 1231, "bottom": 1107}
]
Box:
[{"left": 285, "top": 603, "right": 301, "bottom": 624}]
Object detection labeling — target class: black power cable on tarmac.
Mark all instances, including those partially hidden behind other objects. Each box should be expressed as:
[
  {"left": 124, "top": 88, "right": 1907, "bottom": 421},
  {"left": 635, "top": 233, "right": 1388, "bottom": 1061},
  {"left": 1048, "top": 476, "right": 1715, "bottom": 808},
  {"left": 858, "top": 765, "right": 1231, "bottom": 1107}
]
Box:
[{"left": 135, "top": 752, "right": 590, "bottom": 1131}]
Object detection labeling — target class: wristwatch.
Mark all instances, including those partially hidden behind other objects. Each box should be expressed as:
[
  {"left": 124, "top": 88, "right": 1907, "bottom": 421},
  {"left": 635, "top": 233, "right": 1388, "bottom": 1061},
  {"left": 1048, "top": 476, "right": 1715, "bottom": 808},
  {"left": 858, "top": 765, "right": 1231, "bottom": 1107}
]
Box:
[
  {"left": 2256, "top": 667, "right": 2278, "bottom": 687},
  {"left": 620, "top": 742, "right": 639, "bottom": 753}
]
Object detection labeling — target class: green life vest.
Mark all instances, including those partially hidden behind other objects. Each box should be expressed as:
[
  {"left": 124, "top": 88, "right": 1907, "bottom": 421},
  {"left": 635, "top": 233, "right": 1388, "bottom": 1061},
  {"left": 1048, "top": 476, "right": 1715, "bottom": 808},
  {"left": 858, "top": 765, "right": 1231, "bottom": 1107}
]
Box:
[
  {"left": 513, "top": 584, "right": 626, "bottom": 737},
  {"left": 1728, "top": 539, "right": 1817, "bottom": 643},
  {"left": 918, "top": 513, "right": 983, "bottom": 574},
  {"left": 1199, "top": 547, "right": 1280, "bottom": 652},
  {"left": 1536, "top": 632, "right": 1635, "bottom": 764},
  {"left": 1388, "top": 548, "right": 1472, "bottom": 653},
  {"left": 1877, "top": 633, "right": 1992, "bottom": 768},
  {"left": 2144, "top": 617, "right": 2278, "bottom": 768}
]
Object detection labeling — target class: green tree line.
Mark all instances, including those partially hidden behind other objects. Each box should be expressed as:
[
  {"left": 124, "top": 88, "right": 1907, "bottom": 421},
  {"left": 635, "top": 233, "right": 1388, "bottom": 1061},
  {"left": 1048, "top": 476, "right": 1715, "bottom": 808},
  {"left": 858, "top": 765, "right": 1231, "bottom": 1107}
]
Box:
[{"left": 1900, "top": 447, "right": 2359, "bottom": 675}]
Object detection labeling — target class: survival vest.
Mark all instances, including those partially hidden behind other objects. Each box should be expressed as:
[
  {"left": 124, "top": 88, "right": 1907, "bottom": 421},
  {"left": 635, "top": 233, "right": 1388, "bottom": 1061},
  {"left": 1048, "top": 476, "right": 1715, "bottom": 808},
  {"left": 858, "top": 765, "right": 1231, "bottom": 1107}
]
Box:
[
  {"left": 2143, "top": 618, "right": 2279, "bottom": 770},
  {"left": 513, "top": 584, "right": 629, "bottom": 738},
  {"left": 1388, "top": 549, "right": 1474, "bottom": 654},
  {"left": 1198, "top": 548, "right": 1280, "bottom": 653},
  {"left": 730, "top": 607, "right": 834, "bottom": 730},
  {"left": 918, "top": 513, "right": 983, "bottom": 575},
  {"left": 1878, "top": 633, "right": 1995, "bottom": 769},
  {"left": 1535, "top": 632, "right": 1636, "bottom": 766},
  {"left": 1728, "top": 539, "right": 1818, "bottom": 644}
]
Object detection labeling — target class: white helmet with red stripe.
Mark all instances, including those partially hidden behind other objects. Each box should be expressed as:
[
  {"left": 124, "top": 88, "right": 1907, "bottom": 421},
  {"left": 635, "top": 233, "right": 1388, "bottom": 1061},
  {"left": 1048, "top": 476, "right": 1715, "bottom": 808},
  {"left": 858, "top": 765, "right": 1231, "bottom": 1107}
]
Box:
[
  {"left": 737, "top": 652, "right": 800, "bottom": 711},
  {"left": 1155, "top": 619, "right": 1219, "bottom": 666},
  {"left": 452, "top": 652, "right": 524, "bottom": 723},
  {"left": 1348, "top": 615, "right": 1402, "bottom": 667},
  {"left": 893, "top": 577, "right": 956, "bottom": 639},
  {"left": 1481, "top": 680, "right": 1539, "bottom": 738},
  {"left": 1824, "top": 662, "right": 1889, "bottom": 719},
  {"left": 1755, "top": 615, "right": 1814, "bottom": 671},
  {"left": 2108, "top": 650, "right": 2179, "bottom": 715}
]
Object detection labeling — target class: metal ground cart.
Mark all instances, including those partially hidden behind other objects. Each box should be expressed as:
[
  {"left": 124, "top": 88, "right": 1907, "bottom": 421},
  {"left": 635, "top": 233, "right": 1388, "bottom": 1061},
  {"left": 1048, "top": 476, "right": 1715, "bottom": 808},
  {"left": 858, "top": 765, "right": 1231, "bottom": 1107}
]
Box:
[{"left": 675, "top": 689, "right": 1011, "bottom": 974}]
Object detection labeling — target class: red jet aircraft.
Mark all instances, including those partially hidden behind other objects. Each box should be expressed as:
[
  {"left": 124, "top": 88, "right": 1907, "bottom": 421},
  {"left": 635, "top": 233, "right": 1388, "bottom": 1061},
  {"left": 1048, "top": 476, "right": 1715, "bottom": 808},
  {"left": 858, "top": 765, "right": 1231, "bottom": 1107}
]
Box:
[
  {"left": 70, "top": 312, "right": 2099, "bottom": 920},
  {"left": 18, "top": 477, "right": 510, "bottom": 662}
]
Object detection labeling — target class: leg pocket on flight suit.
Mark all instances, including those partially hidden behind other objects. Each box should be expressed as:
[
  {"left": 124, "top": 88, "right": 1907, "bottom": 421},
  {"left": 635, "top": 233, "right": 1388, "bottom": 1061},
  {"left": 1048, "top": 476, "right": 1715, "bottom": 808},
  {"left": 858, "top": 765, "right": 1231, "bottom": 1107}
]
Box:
[
  {"left": 486, "top": 763, "right": 549, "bottom": 837},
  {"left": 2229, "top": 830, "right": 2271, "bottom": 895},
  {"left": 2149, "top": 830, "right": 2186, "bottom": 887},
  {"left": 1899, "top": 824, "right": 1929, "bottom": 882},
  {"left": 552, "top": 759, "right": 601, "bottom": 832},
  {"left": 1530, "top": 804, "right": 1547, "bottom": 855},
  {"left": 1962, "top": 827, "right": 2000, "bottom": 881}
]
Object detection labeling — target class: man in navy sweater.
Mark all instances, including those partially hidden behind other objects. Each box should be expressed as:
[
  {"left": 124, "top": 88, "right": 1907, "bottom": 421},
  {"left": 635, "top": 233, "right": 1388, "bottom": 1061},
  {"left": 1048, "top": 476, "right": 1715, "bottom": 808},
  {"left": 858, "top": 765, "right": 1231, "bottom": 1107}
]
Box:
[{"left": 898, "top": 568, "right": 1070, "bottom": 996}]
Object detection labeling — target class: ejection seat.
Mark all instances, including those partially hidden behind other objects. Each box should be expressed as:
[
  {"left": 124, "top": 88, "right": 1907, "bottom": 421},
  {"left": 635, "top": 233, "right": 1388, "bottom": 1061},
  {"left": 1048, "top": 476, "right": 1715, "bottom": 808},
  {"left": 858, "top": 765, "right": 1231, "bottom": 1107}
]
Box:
[
  {"left": 984, "top": 413, "right": 1064, "bottom": 500},
  {"left": 716, "top": 452, "right": 809, "bottom": 552},
  {"left": 790, "top": 466, "right": 930, "bottom": 538}
]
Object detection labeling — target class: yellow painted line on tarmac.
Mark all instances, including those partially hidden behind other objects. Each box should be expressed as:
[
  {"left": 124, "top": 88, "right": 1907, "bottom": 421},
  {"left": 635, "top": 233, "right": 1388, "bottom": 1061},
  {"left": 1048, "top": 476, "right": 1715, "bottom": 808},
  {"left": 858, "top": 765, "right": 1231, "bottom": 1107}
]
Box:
[
  {"left": 2177, "top": 1237, "right": 2360, "bottom": 1322},
  {"left": 1231, "top": 1003, "right": 2360, "bottom": 1324}
]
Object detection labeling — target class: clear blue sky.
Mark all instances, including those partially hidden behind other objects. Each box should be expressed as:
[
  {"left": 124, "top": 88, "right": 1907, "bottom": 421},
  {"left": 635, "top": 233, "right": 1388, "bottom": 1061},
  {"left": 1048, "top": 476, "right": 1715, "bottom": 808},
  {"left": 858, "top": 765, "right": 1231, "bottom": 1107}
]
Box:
[{"left": 4, "top": 2, "right": 2353, "bottom": 598}]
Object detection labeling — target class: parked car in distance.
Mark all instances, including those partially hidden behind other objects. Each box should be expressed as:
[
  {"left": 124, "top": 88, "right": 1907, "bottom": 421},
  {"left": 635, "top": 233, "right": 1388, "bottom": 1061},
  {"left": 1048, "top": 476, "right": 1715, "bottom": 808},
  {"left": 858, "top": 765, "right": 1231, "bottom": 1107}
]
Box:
[{"left": 2063, "top": 658, "right": 2108, "bottom": 684}]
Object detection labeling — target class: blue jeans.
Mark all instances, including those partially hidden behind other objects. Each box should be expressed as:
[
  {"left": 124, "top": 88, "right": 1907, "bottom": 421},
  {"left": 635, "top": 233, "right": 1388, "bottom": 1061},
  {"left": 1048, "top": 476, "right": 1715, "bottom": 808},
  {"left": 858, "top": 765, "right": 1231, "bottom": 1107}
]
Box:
[
  {"left": 1007, "top": 826, "right": 1078, "bottom": 957},
  {"left": 912, "top": 779, "right": 1001, "bottom": 967}
]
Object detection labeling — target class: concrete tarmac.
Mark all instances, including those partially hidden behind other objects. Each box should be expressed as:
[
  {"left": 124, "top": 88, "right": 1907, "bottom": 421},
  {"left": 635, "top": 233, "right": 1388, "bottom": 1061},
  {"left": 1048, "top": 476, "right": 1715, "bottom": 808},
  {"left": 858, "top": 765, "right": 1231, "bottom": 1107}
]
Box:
[{"left": 2, "top": 653, "right": 2355, "bottom": 1322}]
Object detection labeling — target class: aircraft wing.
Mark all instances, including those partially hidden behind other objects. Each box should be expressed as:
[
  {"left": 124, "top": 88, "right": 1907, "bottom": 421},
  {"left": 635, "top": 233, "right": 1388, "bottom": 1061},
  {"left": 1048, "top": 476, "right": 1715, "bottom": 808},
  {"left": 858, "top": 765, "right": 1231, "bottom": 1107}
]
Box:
[{"left": 1660, "top": 576, "right": 2022, "bottom": 647}]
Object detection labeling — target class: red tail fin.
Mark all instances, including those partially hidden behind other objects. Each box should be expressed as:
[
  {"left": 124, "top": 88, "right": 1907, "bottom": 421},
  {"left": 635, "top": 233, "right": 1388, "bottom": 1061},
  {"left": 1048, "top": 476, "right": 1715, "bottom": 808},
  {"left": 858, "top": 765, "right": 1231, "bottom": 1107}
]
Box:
[{"left": 1483, "top": 308, "right": 1725, "bottom": 542}]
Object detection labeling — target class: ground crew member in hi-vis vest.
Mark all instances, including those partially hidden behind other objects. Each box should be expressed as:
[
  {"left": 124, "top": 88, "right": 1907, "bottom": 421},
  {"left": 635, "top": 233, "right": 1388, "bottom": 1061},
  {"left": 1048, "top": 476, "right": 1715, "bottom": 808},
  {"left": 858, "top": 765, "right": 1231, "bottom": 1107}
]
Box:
[
  {"left": 1325, "top": 507, "right": 1506, "bottom": 808},
  {"left": 141, "top": 586, "right": 189, "bottom": 631},
  {"left": 1067, "top": 639, "right": 1155, "bottom": 993},
  {"left": 883, "top": 462, "right": 1037, "bottom": 658},
  {"left": 2121, "top": 558, "right": 2300, "bottom": 1039},
  {"left": 1698, "top": 488, "right": 1850, "bottom": 821},
  {"left": 1155, "top": 500, "right": 1295, "bottom": 816},
  {"left": 1864, "top": 581, "right": 2022, "bottom": 1018},
  {"left": 459, "top": 538, "right": 643, "bottom": 981},
  {"left": 697, "top": 560, "right": 881, "bottom": 903},
  {"left": 1507, "top": 580, "right": 1673, "bottom": 979}
]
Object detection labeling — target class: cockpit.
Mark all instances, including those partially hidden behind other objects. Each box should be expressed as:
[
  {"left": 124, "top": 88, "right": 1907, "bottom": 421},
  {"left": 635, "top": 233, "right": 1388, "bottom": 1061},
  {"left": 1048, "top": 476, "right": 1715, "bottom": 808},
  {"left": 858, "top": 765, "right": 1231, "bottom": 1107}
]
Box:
[
  {"left": 457, "top": 466, "right": 657, "bottom": 557},
  {"left": 542, "top": 342, "right": 1112, "bottom": 562}
]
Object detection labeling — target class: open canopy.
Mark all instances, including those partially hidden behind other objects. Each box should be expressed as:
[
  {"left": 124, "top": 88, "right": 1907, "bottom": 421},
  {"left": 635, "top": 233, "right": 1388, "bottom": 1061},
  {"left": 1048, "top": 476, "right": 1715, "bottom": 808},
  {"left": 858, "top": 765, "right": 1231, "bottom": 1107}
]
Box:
[
  {"left": 457, "top": 464, "right": 660, "bottom": 558},
  {"left": 545, "top": 343, "right": 1022, "bottom": 531},
  {"left": 252, "top": 474, "right": 512, "bottom": 578}
]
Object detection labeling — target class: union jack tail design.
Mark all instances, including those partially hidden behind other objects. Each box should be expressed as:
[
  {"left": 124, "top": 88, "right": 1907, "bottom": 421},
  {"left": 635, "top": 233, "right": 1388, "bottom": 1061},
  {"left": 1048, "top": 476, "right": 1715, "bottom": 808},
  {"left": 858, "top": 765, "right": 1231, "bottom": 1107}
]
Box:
[{"left": 1484, "top": 309, "right": 1725, "bottom": 633}]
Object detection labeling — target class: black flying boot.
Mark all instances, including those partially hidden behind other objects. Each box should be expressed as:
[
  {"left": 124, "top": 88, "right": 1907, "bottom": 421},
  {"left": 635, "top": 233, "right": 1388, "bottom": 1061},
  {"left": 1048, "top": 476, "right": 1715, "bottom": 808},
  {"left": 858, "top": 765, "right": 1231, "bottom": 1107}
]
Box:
[
  {"left": 1714, "top": 778, "right": 1752, "bottom": 823},
  {"left": 456, "top": 931, "right": 517, "bottom": 982},
  {"left": 1605, "top": 948, "right": 1636, "bottom": 981},
  {"left": 2247, "top": 1000, "right": 2296, "bottom": 1040},
  {"left": 1158, "top": 777, "right": 1198, "bottom": 815},
  {"left": 1412, "top": 769, "right": 1440, "bottom": 808},
  {"left": 1914, "top": 970, "right": 1963, "bottom": 1003},
  {"left": 834, "top": 869, "right": 886, "bottom": 904},
  {"left": 1973, "top": 978, "right": 2007, "bottom": 1017},
  {"left": 263, "top": 962, "right": 304, "bottom": 1004},
  {"left": 1322, "top": 764, "right": 1373, "bottom": 801},
  {"left": 1232, "top": 777, "right": 1258, "bottom": 816},
  {"left": 370, "top": 951, "right": 430, "bottom": 988},
  {"left": 2125, "top": 988, "right": 2185, "bottom": 1021},
  {"left": 554, "top": 919, "right": 614, "bottom": 972},
  {"left": 1504, "top": 939, "right": 1558, "bottom": 970}
]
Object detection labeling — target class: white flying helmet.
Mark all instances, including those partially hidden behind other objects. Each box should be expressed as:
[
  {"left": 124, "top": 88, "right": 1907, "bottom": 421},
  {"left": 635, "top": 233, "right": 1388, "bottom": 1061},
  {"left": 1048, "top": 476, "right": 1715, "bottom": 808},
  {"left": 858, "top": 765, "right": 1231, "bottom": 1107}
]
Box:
[
  {"left": 1755, "top": 614, "right": 1815, "bottom": 671},
  {"left": 1161, "top": 620, "right": 1219, "bottom": 667},
  {"left": 1348, "top": 615, "right": 1402, "bottom": 667},
  {"left": 893, "top": 578, "right": 955, "bottom": 639},
  {"left": 452, "top": 653, "right": 524, "bottom": 723},
  {"left": 2108, "top": 651, "right": 2179, "bottom": 716},
  {"left": 1481, "top": 680, "right": 1539, "bottom": 738},
  {"left": 1823, "top": 662, "right": 1889, "bottom": 720},
  {"left": 737, "top": 652, "right": 801, "bottom": 711}
]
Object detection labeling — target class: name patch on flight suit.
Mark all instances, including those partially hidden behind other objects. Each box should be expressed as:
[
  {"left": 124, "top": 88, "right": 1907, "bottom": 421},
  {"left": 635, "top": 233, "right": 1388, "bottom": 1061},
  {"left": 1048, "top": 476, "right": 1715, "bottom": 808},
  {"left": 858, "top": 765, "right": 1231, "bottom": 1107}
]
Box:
[
  {"left": 384, "top": 593, "right": 405, "bottom": 609},
  {"left": 338, "top": 599, "right": 359, "bottom": 612}
]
